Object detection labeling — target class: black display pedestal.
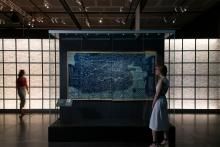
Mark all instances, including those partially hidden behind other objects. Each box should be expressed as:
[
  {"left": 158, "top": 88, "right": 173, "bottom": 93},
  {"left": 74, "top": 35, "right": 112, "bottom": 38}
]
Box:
[{"left": 48, "top": 119, "right": 175, "bottom": 147}]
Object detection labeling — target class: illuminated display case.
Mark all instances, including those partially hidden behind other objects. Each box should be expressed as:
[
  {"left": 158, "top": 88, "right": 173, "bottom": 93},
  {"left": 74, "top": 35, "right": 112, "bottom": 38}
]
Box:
[
  {"left": 49, "top": 30, "right": 175, "bottom": 123},
  {"left": 48, "top": 30, "right": 176, "bottom": 143}
]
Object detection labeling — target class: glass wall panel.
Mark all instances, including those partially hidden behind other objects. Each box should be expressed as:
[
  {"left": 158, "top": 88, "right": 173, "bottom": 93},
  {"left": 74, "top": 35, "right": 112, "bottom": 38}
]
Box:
[
  {"left": 196, "top": 52, "right": 208, "bottom": 62},
  {"left": 183, "top": 64, "right": 195, "bottom": 74},
  {"left": 30, "top": 64, "right": 42, "bottom": 75},
  {"left": 196, "top": 39, "right": 208, "bottom": 50},
  {"left": 43, "top": 76, "right": 50, "bottom": 87},
  {"left": 43, "top": 64, "right": 50, "bottom": 74},
  {"left": 183, "top": 76, "right": 195, "bottom": 87},
  {"left": 5, "top": 100, "right": 16, "bottom": 109},
  {"left": 175, "top": 39, "right": 182, "bottom": 50},
  {"left": 165, "top": 38, "right": 220, "bottom": 110},
  {"left": 196, "top": 100, "right": 207, "bottom": 109},
  {"left": 17, "top": 39, "right": 28, "bottom": 50},
  {"left": 43, "top": 39, "right": 49, "bottom": 50},
  {"left": 169, "top": 88, "right": 182, "bottom": 99},
  {"left": 196, "top": 76, "right": 208, "bottom": 87},
  {"left": 43, "top": 52, "right": 50, "bottom": 63},
  {"left": 17, "top": 51, "right": 29, "bottom": 62},
  {"left": 30, "top": 52, "right": 42, "bottom": 62},
  {"left": 5, "top": 88, "right": 16, "bottom": 99},
  {"left": 30, "top": 76, "right": 42, "bottom": 87},
  {"left": 209, "top": 100, "right": 220, "bottom": 109},
  {"left": 0, "top": 51, "right": 2, "bottom": 61},
  {"left": 3, "top": 39, "right": 15, "bottom": 50},
  {"left": 43, "top": 88, "right": 50, "bottom": 98},
  {"left": 209, "top": 39, "right": 220, "bottom": 50},
  {"left": 183, "top": 39, "right": 195, "bottom": 50},
  {"left": 0, "top": 39, "right": 59, "bottom": 109},
  {"left": 4, "top": 64, "right": 16, "bottom": 75},
  {"left": 17, "top": 64, "right": 29, "bottom": 74},
  {"left": 183, "top": 88, "right": 194, "bottom": 99},
  {"left": 209, "top": 88, "right": 220, "bottom": 99},
  {"left": 209, "top": 76, "right": 220, "bottom": 87},
  {"left": 209, "top": 51, "right": 220, "bottom": 62},
  {"left": 30, "top": 39, "right": 42, "bottom": 50},
  {"left": 196, "top": 64, "right": 208, "bottom": 75},
  {"left": 183, "top": 100, "right": 194, "bottom": 109},
  {"left": 4, "top": 76, "right": 16, "bottom": 87},
  {"left": 209, "top": 64, "right": 220, "bottom": 75},
  {"left": 4, "top": 51, "right": 15, "bottom": 62},
  {"left": 30, "top": 88, "right": 42, "bottom": 99},
  {"left": 0, "top": 88, "right": 3, "bottom": 98},
  {"left": 30, "top": 100, "right": 42, "bottom": 109},
  {"left": 196, "top": 88, "right": 207, "bottom": 99},
  {"left": 0, "top": 39, "right": 2, "bottom": 50},
  {"left": 183, "top": 51, "right": 195, "bottom": 62}
]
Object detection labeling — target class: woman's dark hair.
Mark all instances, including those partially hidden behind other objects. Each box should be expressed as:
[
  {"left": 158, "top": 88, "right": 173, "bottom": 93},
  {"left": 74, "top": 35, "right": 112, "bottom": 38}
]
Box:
[
  {"left": 158, "top": 65, "right": 167, "bottom": 76},
  {"left": 18, "top": 70, "right": 25, "bottom": 78}
]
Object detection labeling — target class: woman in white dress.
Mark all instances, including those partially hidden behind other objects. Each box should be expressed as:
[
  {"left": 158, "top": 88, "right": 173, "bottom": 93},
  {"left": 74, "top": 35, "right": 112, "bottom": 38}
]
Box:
[{"left": 149, "top": 65, "right": 169, "bottom": 147}]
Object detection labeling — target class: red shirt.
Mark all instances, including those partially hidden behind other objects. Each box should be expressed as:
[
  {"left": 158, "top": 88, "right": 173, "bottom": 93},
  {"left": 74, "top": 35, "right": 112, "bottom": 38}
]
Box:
[{"left": 17, "top": 77, "right": 28, "bottom": 88}]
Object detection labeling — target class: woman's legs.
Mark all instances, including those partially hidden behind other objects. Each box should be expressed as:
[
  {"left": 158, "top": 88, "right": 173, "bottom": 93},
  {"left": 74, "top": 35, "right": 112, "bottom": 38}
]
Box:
[
  {"left": 161, "top": 131, "right": 169, "bottom": 145},
  {"left": 150, "top": 130, "right": 158, "bottom": 147},
  {"left": 19, "top": 98, "right": 25, "bottom": 118}
]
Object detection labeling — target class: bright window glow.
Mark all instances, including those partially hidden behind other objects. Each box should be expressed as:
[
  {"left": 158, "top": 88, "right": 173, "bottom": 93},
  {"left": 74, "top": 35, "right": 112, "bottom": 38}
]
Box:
[
  {"left": 166, "top": 39, "right": 220, "bottom": 109},
  {"left": 0, "top": 39, "right": 59, "bottom": 109}
]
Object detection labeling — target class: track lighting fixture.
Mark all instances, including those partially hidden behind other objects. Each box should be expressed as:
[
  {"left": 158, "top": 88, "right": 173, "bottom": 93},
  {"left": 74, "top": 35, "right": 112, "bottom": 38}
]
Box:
[
  {"left": 85, "top": 18, "right": 90, "bottom": 28},
  {"left": 75, "top": 0, "right": 82, "bottom": 6},
  {"left": 98, "top": 18, "right": 103, "bottom": 24},
  {"left": 174, "top": 6, "right": 187, "bottom": 13},
  {"left": 44, "top": 0, "right": 50, "bottom": 9}
]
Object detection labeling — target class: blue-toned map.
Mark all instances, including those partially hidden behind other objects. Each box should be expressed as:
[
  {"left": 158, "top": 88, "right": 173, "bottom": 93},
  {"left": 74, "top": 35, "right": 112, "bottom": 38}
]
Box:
[{"left": 68, "top": 52, "right": 156, "bottom": 100}]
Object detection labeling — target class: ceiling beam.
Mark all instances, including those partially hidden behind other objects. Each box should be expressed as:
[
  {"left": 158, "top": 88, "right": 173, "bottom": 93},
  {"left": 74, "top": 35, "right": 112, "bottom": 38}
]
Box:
[{"left": 59, "top": 0, "right": 81, "bottom": 29}]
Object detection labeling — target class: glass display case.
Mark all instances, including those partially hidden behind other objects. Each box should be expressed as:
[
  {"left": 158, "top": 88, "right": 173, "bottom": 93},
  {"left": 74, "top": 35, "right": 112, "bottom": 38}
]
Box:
[{"left": 49, "top": 30, "right": 175, "bottom": 124}]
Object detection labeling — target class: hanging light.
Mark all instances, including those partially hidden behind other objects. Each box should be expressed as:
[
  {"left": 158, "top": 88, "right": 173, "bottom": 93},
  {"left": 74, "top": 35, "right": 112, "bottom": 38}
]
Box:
[
  {"left": 27, "top": 21, "right": 31, "bottom": 26},
  {"left": 44, "top": 0, "right": 50, "bottom": 9},
  {"left": 98, "top": 17, "right": 103, "bottom": 24},
  {"left": 0, "top": 3, "right": 4, "bottom": 11},
  {"left": 85, "top": 18, "right": 90, "bottom": 28},
  {"left": 120, "top": 7, "right": 123, "bottom": 12},
  {"left": 85, "top": 7, "right": 89, "bottom": 12},
  {"left": 75, "top": 0, "right": 82, "bottom": 6},
  {"left": 10, "top": 6, "right": 13, "bottom": 11},
  {"left": 61, "top": 19, "right": 66, "bottom": 24}
]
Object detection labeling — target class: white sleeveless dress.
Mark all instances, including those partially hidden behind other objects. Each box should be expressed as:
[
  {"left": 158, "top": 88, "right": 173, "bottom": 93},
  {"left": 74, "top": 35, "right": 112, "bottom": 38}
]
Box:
[{"left": 149, "top": 78, "right": 169, "bottom": 131}]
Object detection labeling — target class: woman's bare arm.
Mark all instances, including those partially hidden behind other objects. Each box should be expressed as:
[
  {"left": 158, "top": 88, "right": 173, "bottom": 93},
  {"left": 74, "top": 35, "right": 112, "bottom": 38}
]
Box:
[{"left": 152, "top": 79, "right": 163, "bottom": 108}]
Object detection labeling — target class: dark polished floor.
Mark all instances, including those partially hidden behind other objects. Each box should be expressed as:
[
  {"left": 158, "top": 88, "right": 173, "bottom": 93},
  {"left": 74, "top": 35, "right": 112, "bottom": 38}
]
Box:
[{"left": 0, "top": 113, "right": 220, "bottom": 147}]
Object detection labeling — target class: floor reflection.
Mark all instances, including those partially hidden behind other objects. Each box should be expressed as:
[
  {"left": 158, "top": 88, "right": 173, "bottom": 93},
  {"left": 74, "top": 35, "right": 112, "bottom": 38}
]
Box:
[{"left": 0, "top": 114, "right": 220, "bottom": 147}]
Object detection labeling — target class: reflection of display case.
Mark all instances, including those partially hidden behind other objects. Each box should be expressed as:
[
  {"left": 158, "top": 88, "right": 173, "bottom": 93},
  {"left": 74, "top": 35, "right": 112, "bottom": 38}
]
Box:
[{"left": 48, "top": 30, "right": 175, "bottom": 144}]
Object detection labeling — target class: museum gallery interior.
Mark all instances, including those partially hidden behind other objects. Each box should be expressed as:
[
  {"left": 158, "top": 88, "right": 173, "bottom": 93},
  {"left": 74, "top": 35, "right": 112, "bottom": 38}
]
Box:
[{"left": 1, "top": 0, "right": 220, "bottom": 147}]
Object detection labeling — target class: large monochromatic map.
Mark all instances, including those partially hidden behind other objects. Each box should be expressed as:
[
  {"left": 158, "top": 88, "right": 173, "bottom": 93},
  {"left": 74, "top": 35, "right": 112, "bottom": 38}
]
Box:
[{"left": 68, "top": 52, "right": 156, "bottom": 100}]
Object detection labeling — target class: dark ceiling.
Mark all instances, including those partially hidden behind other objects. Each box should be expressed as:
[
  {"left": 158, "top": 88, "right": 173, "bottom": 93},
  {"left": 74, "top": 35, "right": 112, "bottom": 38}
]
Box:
[{"left": 0, "top": 0, "right": 219, "bottom": 30}]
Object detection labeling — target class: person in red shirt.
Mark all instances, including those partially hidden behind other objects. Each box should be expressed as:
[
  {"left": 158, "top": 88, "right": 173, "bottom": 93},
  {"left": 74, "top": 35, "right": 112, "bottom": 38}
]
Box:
[{"left": 16, "top": 70, "right": 29, "bottom": 118}]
